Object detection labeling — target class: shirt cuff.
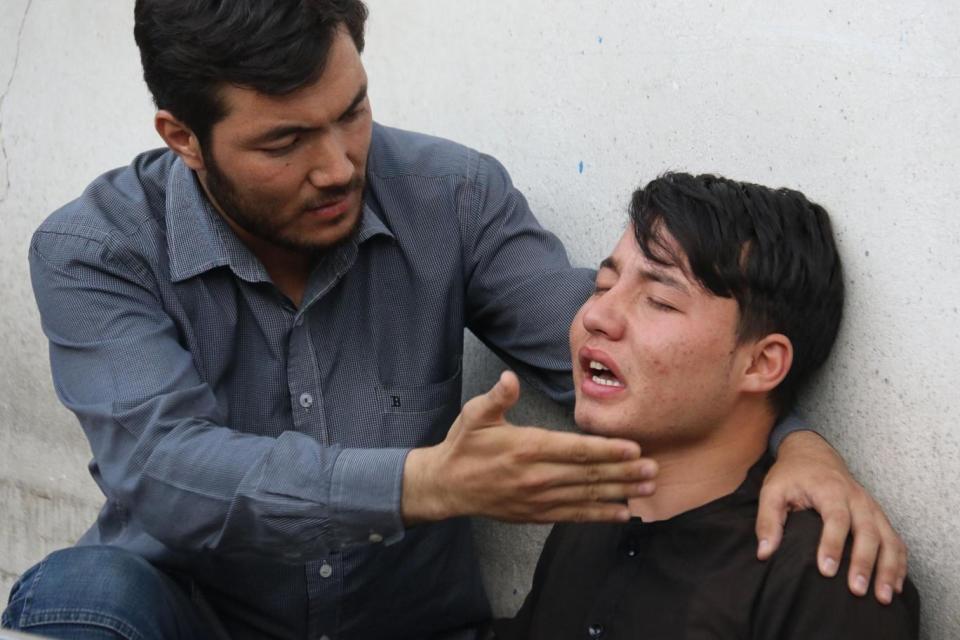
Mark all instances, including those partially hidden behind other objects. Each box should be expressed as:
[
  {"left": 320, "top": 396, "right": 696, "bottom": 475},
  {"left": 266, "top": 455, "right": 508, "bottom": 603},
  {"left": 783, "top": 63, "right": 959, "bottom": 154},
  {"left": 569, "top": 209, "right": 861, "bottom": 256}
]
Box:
[
  {"left": 769, "top": 411, "right": 821, "bottom": 455},
  {"left": 329, "top": 447, "right": 409, "bottom": 547}
]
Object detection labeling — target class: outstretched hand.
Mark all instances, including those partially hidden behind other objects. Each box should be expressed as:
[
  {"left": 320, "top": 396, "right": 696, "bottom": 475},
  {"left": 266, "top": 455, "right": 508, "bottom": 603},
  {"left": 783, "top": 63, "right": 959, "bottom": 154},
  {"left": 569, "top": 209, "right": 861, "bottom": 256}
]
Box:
[
  {"left": 755, "top": 431, "right": 908, "bottom": 605},
  {"left": 402, "top": 371, "right": 658, "bottom": 524}
]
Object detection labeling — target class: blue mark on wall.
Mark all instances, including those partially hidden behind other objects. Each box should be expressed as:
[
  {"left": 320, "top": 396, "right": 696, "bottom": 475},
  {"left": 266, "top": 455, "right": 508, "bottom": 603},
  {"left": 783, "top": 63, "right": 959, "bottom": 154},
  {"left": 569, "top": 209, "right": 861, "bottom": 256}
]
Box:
[
  {"left": 598, "top": 36, "right": 603, "bottom": 44},
  {"left": 578, "top": 161, "right": 585, "bottom": 174}
]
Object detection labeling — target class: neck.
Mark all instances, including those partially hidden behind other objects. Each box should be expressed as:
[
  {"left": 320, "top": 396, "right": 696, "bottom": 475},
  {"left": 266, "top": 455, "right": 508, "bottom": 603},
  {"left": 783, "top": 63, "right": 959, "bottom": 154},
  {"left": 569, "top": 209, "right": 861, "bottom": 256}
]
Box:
[
  {"left": 242, "top": 239, "right": 315, "bottom": 308},
  {"left": 627, "top": 401, "right": 774, "bottom": 522},
  {"left": 198, "top": 176, "right": 315, "bottom": 307}
]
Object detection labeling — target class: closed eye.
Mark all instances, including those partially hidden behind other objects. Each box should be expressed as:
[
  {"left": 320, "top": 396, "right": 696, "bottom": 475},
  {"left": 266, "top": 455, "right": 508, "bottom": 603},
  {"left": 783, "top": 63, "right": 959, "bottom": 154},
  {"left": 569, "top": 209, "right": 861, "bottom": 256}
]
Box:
[
  {"left": 648, "top": 298, "right": 678, "bottom": 312},
  {"left": 262, "top": 137, "right": 300, "bottom": 156},
  {"left": 340, "top": 105, "right": 366, "bottom": 123}
]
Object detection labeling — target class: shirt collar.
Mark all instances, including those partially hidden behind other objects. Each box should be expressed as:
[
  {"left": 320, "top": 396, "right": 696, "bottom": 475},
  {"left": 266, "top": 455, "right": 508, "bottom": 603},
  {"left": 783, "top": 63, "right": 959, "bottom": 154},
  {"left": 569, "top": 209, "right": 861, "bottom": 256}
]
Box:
[{"left": 165, "top": 156, "right": 394, "bottom": 284}]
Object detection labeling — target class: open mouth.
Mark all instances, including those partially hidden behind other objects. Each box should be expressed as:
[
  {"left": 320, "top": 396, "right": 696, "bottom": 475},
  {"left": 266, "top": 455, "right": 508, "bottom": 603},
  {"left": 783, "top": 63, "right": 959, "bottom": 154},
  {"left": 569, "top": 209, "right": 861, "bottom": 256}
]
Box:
[{"left": 588, "top": 360, "right": 625, "bottom": 387}]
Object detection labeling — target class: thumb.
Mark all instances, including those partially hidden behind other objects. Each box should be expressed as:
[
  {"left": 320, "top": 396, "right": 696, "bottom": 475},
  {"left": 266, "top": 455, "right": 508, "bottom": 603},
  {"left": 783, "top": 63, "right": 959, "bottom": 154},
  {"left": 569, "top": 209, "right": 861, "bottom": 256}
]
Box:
[{"left": 461, "top": 370, "right": 521, "bottom": 428}]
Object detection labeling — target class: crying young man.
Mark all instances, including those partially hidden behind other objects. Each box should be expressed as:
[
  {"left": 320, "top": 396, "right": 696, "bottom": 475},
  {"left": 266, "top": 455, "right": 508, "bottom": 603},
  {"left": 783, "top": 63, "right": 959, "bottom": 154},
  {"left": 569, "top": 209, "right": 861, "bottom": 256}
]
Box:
[{"left": 493, "top": 173, "right": 919, "bottom": 639}]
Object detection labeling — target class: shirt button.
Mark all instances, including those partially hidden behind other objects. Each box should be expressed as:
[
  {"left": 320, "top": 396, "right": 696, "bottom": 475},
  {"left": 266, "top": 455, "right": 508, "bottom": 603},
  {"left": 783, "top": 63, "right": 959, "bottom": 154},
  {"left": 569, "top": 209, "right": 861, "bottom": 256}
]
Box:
[
  {"left": 368, "top": 532, "right": 383, "bottom": 543},
  {"left": 587, "top": 623, "right": 604, "bottom": 638},
  {"left": 319, "top": 562, "right": 333, "bottom": 578},
  {"left": 319, "top": 636, "right": 330, "bottom": 640},
  {"left": 299, "top": 392, "right": 314, "bottom": 408},
  {"left": 626, "top": 548, "right": 637, "bottom": 557}
]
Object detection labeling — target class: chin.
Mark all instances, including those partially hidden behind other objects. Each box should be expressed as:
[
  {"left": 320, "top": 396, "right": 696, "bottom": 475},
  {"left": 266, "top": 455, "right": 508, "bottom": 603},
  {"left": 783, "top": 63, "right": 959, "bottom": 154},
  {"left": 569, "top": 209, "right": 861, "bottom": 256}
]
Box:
[{"left": 575, "top": 406, "right": 623, "bottom": 437}]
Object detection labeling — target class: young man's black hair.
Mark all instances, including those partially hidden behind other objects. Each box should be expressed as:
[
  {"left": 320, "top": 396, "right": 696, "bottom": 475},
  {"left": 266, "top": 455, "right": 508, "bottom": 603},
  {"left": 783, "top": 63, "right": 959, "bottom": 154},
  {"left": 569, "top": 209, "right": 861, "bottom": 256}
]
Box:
[
  {"left": 631, "top": 172, "right": 845, "bottom": 416},
  {"left": 134, "top": 0, "right": 369, "bottom": 147}
]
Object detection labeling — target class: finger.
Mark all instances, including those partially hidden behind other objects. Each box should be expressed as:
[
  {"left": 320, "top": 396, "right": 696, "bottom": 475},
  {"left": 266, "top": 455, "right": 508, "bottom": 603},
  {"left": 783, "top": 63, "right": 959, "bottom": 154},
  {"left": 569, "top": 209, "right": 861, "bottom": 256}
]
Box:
[
  {"left": 895, "top": 543, "right": 909, "bottom": 594},
  {"left": 576, "top": 458, "right": 658, "bottom": 485},
  {"left": 846, "top": 519, "right": 880, "bottom": 599},
  {"left": 518, "top": 428, "right": 643, "bottom": 464},
  {"left": 461, "top": 370, "right": 521, "bottom": 426},
  {"left": 532, "top": 502, "right": 633, "bottom": 524},
  {"left": 816, "top": 503, "right": 852, "bottom": 581},
  {"left": 868, "top": 514, "right": 906, "bottom": 605},
  {"left": 525, "top": 458, "right": 658, "bottom": 489},
  {"left": 755, "top": 483, "right": 789, "bottom": 560},
  {"left": 535, "top": 480, "right": 657, "bottom": 506}
]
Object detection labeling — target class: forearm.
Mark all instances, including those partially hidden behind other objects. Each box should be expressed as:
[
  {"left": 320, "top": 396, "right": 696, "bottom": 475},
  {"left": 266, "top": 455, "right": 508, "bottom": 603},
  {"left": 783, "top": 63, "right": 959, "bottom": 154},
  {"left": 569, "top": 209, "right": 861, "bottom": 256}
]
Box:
[
  {"left": 769, "top": 412, "right": 827, "bottom": 456},
  {"left": 83, "top": 392, "right": 409, "bottom": 557}
]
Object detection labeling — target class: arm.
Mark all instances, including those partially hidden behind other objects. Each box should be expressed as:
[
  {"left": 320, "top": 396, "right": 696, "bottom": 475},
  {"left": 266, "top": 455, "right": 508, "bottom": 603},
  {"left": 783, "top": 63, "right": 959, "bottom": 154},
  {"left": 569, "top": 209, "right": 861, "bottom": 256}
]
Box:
[
  {"left": 31, "top": 228, "right": 405, "bottom": 558},
  {"left": 461, "top": 153, "right": 595, "bottom": 404},
  {"left": 756, "top": 429, "right": 909, "bottom": 604}
]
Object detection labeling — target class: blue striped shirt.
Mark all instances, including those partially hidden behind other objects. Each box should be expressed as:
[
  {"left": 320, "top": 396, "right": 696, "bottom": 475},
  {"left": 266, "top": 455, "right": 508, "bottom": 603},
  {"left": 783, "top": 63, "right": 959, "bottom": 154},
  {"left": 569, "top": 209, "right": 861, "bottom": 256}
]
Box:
[{"left": 30, "top": 123, "right": 596, "bottom": 639}]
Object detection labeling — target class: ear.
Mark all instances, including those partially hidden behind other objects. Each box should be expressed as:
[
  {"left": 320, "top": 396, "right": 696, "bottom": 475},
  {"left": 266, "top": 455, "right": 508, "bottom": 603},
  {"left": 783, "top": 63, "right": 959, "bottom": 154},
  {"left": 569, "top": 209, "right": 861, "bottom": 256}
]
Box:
[
  {"left": 739, "top": 333, "right": 793, "bottom": 394},
  {"left": 154, "top": 110, "right": 205, "bottom": 171}
]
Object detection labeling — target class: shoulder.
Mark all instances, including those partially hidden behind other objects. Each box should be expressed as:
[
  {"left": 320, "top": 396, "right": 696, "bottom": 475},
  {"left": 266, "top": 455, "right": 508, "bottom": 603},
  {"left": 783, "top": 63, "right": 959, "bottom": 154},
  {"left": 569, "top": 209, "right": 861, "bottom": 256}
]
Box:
[
  {"left": 32, "top": 148, "right": 174, "bottom": 270},
  {"left": 364, "top": 124, "right": 524, "bottom": 236},
  {"left": 755, "top": 511, "right": 919, "bottom": 639},
  {"left": 367, "top": 123, "right": 480, "bottom": 180},
  {"left": 37, "top": 148, "right": 174, "bottom": 241}
]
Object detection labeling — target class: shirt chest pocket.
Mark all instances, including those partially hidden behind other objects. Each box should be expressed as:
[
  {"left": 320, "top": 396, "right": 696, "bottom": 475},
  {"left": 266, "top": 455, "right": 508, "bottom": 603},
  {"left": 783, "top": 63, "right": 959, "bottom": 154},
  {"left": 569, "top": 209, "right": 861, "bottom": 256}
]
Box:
[{"left": 376, "top": 364, "right": 462, "bottom": 448}]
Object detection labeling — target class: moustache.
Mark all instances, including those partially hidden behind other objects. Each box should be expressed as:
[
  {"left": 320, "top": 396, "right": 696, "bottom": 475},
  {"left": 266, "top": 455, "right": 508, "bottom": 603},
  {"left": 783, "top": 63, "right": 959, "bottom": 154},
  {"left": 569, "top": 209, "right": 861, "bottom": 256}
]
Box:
[{"left": 303, "top": 175, "right": 365, "bottom": 211}]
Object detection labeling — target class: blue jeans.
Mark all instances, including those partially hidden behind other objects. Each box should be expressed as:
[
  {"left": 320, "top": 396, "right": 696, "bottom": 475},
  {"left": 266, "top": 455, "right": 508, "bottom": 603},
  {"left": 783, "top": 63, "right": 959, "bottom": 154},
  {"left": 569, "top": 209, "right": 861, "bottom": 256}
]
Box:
[{"left": 1, "top": 547, "right": 227, "bottom": 640}]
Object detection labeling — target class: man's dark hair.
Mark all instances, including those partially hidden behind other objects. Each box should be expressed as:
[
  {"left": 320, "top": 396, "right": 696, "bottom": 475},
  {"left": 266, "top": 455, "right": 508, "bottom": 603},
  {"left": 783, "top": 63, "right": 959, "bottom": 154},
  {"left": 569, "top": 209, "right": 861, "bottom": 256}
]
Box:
[
  {"left": 134, "top": 0, "right": 369, "bottom": 147},
  {"left": 630, "top": 172, "right": 844, "bottom": 417}
]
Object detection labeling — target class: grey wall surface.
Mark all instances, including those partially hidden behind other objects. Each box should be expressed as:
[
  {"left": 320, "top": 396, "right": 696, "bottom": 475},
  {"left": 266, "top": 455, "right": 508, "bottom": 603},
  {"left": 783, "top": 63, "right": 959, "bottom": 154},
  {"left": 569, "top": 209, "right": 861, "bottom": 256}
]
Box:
[{"left": 1, "top": 1, "right": 957, "bottom": 637}]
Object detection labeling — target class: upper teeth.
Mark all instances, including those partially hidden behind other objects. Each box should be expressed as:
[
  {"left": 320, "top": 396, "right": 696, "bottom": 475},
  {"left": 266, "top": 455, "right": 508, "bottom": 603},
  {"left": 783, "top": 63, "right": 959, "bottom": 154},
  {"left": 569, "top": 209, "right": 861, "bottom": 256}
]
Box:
[{"left": 588, "top": 360, "right": 623, "bottom": 387}]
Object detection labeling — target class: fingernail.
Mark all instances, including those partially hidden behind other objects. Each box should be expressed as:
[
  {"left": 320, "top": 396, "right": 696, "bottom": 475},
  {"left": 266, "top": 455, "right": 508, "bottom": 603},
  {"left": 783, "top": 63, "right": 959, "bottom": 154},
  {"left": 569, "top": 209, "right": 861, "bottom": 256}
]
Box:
[
  {"left": 854, "top": 574, "right": 869, "bottom": 595},
  {"left": 879, "top": 584, "right": 893, "bottom": 604},
  {"left": 821, "top": 557, "right": 838, "bottom": 576},
  {"left": 635, "top": 481, "right": 655, "bottom": 495},
  {"left": 757, "top": 539, "right": 771, "bottom": 557}
]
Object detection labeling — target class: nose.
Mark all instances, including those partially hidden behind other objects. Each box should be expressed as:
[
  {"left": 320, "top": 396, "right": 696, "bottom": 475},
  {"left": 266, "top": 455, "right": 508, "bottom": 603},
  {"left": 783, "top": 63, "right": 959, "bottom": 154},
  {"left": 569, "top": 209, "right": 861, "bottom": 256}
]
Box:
[
  {"left": 307, "top": 132, "right": 354, "bottom": 190},
  {"left": 580, "top": 288, "right": 626, "bottom": 341}
]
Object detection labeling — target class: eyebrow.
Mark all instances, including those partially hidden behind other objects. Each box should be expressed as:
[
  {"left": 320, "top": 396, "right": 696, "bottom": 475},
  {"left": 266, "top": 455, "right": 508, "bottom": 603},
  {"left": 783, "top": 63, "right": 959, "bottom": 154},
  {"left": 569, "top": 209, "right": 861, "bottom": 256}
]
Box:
[
  {"left": 639, "top": 267, "right": 690, "bottom": 294},
  {"left": 598, "top": 256, "right": 618, "bottom": 272},
  {"left": 598, "top": 256, "right": 691, "bottom": 294},
  {"left": 249, "top": 83, "right": 368, "bottom": 145}
]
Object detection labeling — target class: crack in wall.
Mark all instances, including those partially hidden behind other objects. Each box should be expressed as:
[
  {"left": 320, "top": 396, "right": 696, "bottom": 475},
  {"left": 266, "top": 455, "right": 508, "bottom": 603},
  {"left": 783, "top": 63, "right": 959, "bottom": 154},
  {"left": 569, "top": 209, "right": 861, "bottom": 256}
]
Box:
[{"left": 0, "top": 0, "right": 34, "bottom": 208}]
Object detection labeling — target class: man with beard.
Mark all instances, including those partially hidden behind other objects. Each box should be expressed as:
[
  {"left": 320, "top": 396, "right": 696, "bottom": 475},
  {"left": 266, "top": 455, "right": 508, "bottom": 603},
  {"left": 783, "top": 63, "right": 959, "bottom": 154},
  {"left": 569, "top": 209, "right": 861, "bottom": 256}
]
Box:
[{"left": 2, "top": 2, "right": 906, "bottom": 639}]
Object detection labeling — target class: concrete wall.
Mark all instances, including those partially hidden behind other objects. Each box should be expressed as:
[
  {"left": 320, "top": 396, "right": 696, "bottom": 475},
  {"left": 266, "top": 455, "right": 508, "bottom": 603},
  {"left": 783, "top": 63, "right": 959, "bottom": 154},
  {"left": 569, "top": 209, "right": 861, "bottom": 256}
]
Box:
[{"left": 1, "top": 1, "right": 957, "bottom": 637}]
